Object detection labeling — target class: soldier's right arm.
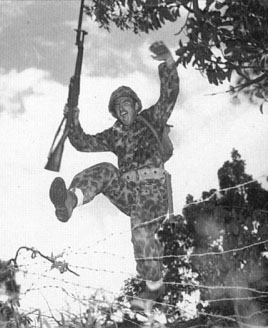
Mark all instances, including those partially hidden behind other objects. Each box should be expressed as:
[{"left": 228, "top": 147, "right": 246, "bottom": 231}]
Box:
[
  {"left": 65, "top": 105, "right": 114, "bottom": 153},
  {"left": 148, "top": 42, "right": 179, "bottom": 125}
]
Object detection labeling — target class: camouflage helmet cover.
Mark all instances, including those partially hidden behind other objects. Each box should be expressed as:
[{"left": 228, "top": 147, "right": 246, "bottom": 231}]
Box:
[{"left": 108, "top": 86, "right": 142, "bottom": 118}]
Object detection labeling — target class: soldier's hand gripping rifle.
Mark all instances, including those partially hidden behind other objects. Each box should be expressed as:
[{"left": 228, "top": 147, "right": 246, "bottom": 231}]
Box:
[{"left": 45, "top": 0, "right": 87, "bottom": 172}]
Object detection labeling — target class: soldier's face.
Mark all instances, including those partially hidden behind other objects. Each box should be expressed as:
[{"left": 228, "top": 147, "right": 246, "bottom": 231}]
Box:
[{"left": 114, "top": 96, "right": 138, "bottom": 126}]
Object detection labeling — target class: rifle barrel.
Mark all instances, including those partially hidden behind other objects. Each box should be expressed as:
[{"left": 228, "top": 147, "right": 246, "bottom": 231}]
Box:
[
  {"left": 76, "top": 0, "right": 85, "bottom": 45},
  {"left": 44, "top": 0, "right": 86, "bottom": 172}
]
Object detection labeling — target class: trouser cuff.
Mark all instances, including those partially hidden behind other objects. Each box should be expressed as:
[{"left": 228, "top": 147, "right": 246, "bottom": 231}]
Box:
[
  {"left": 70, "top": 188, "right": 84, "bottom": 207},
  {"left": 146, "top": 278, "right": 163, "bottom": 291}
]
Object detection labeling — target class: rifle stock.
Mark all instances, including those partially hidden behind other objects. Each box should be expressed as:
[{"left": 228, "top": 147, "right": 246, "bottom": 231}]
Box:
[
  {"left": 44, "top": 125, "right": 69, "bottom": 172},
  {"left": 45, "top": 0, "right": 86, "bottom": 172}
]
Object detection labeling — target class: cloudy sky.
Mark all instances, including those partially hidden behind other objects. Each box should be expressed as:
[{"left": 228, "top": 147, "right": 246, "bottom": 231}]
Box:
[{"left": 0, "top": 0, "right": 267, "bottom": 315}]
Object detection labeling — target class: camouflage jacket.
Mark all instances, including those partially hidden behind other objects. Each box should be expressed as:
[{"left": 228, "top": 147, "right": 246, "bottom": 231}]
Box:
[{"left": 68, "top": 61, "right": 179, "bottom": 174}]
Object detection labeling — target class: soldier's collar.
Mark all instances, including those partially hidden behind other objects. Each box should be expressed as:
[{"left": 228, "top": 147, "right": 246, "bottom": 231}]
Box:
[{"left": 112, "top": 120, "right": 136, "bottom": 132}]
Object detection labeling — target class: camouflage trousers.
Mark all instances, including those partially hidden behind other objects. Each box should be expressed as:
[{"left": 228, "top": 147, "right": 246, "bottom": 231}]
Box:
[{"left": 69, "top": 162, "right": 168, "bottom": 281}]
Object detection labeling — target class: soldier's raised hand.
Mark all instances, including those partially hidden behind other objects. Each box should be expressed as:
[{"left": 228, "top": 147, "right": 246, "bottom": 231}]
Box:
[{"left": 149, "top": 41, "right": 174, "bottom": 66}]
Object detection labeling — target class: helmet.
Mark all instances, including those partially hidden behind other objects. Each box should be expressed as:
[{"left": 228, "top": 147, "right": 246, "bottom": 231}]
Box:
[{"left": 108, "top": 86, "right": 142, "bottom": 118}]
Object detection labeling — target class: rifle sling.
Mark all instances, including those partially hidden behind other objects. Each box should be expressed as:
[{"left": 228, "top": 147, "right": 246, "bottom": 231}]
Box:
[
  {"left": 137, "top": 115, "right": 174, "bottom": 220},
  {"left": 137, "top": 115, "right": 163, "bottom": 157}
]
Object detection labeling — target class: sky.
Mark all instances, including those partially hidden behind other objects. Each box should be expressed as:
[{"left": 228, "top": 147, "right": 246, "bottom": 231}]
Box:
[{"left": 0, "top": 0, "right": 268, "bottom": 318}]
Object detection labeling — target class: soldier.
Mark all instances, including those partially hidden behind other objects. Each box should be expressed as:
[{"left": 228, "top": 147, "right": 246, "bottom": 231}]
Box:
[{"left": 49, "top": 41, "right": 179, "bottom": 310}]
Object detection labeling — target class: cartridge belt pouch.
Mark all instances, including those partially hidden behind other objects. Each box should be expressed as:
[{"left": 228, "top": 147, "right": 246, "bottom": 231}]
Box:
[{"left": 122, "top": 167, "right": 167, "bottom": 183}]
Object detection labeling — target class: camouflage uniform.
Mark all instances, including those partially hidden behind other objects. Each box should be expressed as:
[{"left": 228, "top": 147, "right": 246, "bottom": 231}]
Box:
[{"left": 67, "top": 61, "right": 179, "bottom": 281}]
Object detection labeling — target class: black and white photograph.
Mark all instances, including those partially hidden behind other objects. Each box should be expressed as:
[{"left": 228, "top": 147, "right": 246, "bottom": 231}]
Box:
[{"left": 1, "top": 1, "right": 268, "bottom": 327}]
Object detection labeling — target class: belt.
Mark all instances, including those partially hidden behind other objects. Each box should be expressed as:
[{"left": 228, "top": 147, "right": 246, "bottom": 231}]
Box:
[{"left": 122, "top": 167, "right": 167, "bottom": 182}]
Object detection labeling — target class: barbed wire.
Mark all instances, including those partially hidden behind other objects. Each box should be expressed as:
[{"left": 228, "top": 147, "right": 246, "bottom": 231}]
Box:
[
  {"left": 16, "top": 276, "right": 268, "bottom": 328},
  {"left": 131, "top": 174, "right": 267, "bottom": 230},
  {"left": 8, "top": 246, "right": 79, "bottom": 276},
  {"left": 54, "top": 220, "right": 268, "bottom": 264},
  {"left": 9, "top": 239, "right": 267, "bottom": 326},
  {"left": 13, "top": 239, "right": 268, "bottom": 298},
  {"left": 3, "top": 255, "right": 266, "bottom": 328},
  {"left": 2, "top": 174, "right": 268, "bottom": 327},
  {"left": 61, "top": 229, "right": 131, "bottom": 258},
  {"left": 63, "top": 263, "right": 268, "bottom": 297},
  {"left": 55, "top": 176, "right": 268, "bottom": 260},
  {"left": 19, "top": 270, "right": 268, "bottom": 301},
  {"left": 183, "top": 174, "right": 267, "bottom": 209},
  {"left": 78, "top": 238, "right": 267, "bottom": 262},
  {"left": 18, "top": 287, "right": 255, "bottom": 328},
  {"left": 37, "top": 174, "right": 267, "bottom": 281}
]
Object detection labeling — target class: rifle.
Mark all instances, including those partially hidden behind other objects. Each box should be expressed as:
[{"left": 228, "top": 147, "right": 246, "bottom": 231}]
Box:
[{"left": 45, "top": 0, "right": 87, "bottom": 172}]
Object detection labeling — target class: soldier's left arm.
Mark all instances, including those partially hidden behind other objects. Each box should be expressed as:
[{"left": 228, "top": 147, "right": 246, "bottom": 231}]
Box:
[{"left": 149, "top": 42, "right": 180, "bottom": 124}]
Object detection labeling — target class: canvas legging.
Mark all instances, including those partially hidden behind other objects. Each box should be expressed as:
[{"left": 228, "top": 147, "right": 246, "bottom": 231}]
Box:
[{"left": 69, "top": 162, "right": 168, "bottom": 282}]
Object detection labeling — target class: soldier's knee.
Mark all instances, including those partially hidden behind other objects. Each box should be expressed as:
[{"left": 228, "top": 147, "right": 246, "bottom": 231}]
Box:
[
  {"left": 131, "top": 227, "right": 155, "bottom": 245},
  {"left": 98, "top": 163, "right": 120, "bottom": 182},
  {"left": 90, "top": 162, "right": 117, "bottom": 173},
  {"left": 99, "top": 162, "right": 118, "bottom": 171}
]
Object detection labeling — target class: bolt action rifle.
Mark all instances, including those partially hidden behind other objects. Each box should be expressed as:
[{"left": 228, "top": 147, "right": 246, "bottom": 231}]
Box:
[{"left": 45, "top": 0, "right": 87, "bottom": 172}]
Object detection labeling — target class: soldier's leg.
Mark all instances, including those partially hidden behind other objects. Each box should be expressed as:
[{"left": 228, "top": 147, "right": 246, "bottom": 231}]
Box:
[
  {"left": 49, "top": 177, "right": 77, "bottom": 222},
  {"left": 70, "top": 162, "right": 135, "bottom": 216},
  {"left": 131, "top": 208, "right": 165, "bottom": 282},
  {"left": 130, "top": 180, "right": 168, "bottom": 310},
  {"left": 50, "top": 162, "right": 131, "bottom": 222}
]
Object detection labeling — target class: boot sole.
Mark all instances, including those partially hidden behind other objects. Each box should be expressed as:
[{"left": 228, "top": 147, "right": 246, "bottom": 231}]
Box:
[
  {"left": 130, "top": 299, "right": 154, "bottom": 314},
  {"left": 130, "top": 285, "right": 165, "bottom": 313},
  {"left": 49, "top": 177, "right": 69, "bottom": 222}
]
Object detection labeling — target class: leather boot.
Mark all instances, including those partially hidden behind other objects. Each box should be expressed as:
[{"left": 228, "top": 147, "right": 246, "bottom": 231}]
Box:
[
  {"left": 130, "top": 284, "right": 165, "bottom": 313},
  {"left": 49, "top": 177, "right": 77, "bottom": 222}
]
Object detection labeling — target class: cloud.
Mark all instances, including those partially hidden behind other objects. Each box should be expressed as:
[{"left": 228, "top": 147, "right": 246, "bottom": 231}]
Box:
[
  {"left": 82, "top": 18, "right": 182, "bottom": 79},
  {"left": 167, "top": 66, "right": 268, "bottom": 212},
  {"left": 0, "top": 1, "right": 33, "bottom": 21},
  {"left": 1, "top": 57, "right": 267, "bottom": 253},
  {"left": 0, "top": 67, "right": 137, "bottom": 314},
  {"left": 0, "top": 66, "right": 147, "bottom": 290},
  {"left": 1, "top": 31, "right": 268, "bottom": 313},
  {"left": 0, "top": 68, "right": 49, "bottom": 115},
  {"left": 82, "top": 21, "right": 144, "bottom": 78},
  {"left": 0, "top": 1, "right": 33, "bottom": 38},
  {"left": 0, "top": 1, "right": 80, "bottom": 83},
  {"left": 5, "top": 0, "right": 268, "bottom": 314}
]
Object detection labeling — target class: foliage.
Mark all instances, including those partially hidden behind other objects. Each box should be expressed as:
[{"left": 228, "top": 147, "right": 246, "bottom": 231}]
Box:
[
  {"left": 0, "top": 261, "right": 20, "bottom": 294},
  {"left": 0, "top": 302, "right": 32, "bottom": 328},
  {"left": 119, "top": 149, "right": 268, "bottom": 327},
  {"left": 85, "top": 0, "right": 268, "bottom": 111},
  {"left": 182, "top": 149, "right": 268, "bottom": 327},
  {"left": 2, "top": 150, "right": 268, "bottom": 327}
]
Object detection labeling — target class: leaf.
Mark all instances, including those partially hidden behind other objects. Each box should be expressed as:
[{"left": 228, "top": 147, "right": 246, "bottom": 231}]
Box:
[
  {"left": 152, "top": 13, "right": 161, "bottom": 29},
  {"left": 212, "top": 74, "right": 219, "bottom": 85},
  {"left": 207, "top": 70, "right": 219, "bottom": 85},
  {"left": 159, "top": 6, "right": 175, "bottom": 22},
  {"left": 207, "top": 70, "right": 213, "bottom": 84},
  {"left": 215, "top": 1, "right": 227, "bottom": 10},
  {"left": 206, "top": 0, "right": 214, "bottom": 8},
  {"left": 259, "top": 224, "right": 268, "bottom": 236},
  {"left": 224, "top": 47, "right": 233, "bottom": 55},
  {"left": 43, "top": 318, "right": 53, "bottom": 328},
  {"left": 176, "top": 47, "right": 186, "bottom": 56},
  {"left": 127, "top": 0, "right": 133, "bottom": 10},
  {"left": 255, "top": 90, "right": 264, "bottom": 99},
  {"left": 226, "top": 69, "right": 233, "bottom": 82},
  {"left": 260, "top": 102, "right": 264, "bottom": 114},
  {"left": 230, "top": 220, "right": 239, "bottom": 235}
]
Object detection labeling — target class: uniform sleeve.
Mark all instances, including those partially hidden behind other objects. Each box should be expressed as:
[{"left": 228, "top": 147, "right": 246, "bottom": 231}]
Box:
[
  {"left": 152, "top": 61, "right": 180, "bottom": 124},
  {"left": 68, "top": 122, "right": 114, "bottom": 153}
]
